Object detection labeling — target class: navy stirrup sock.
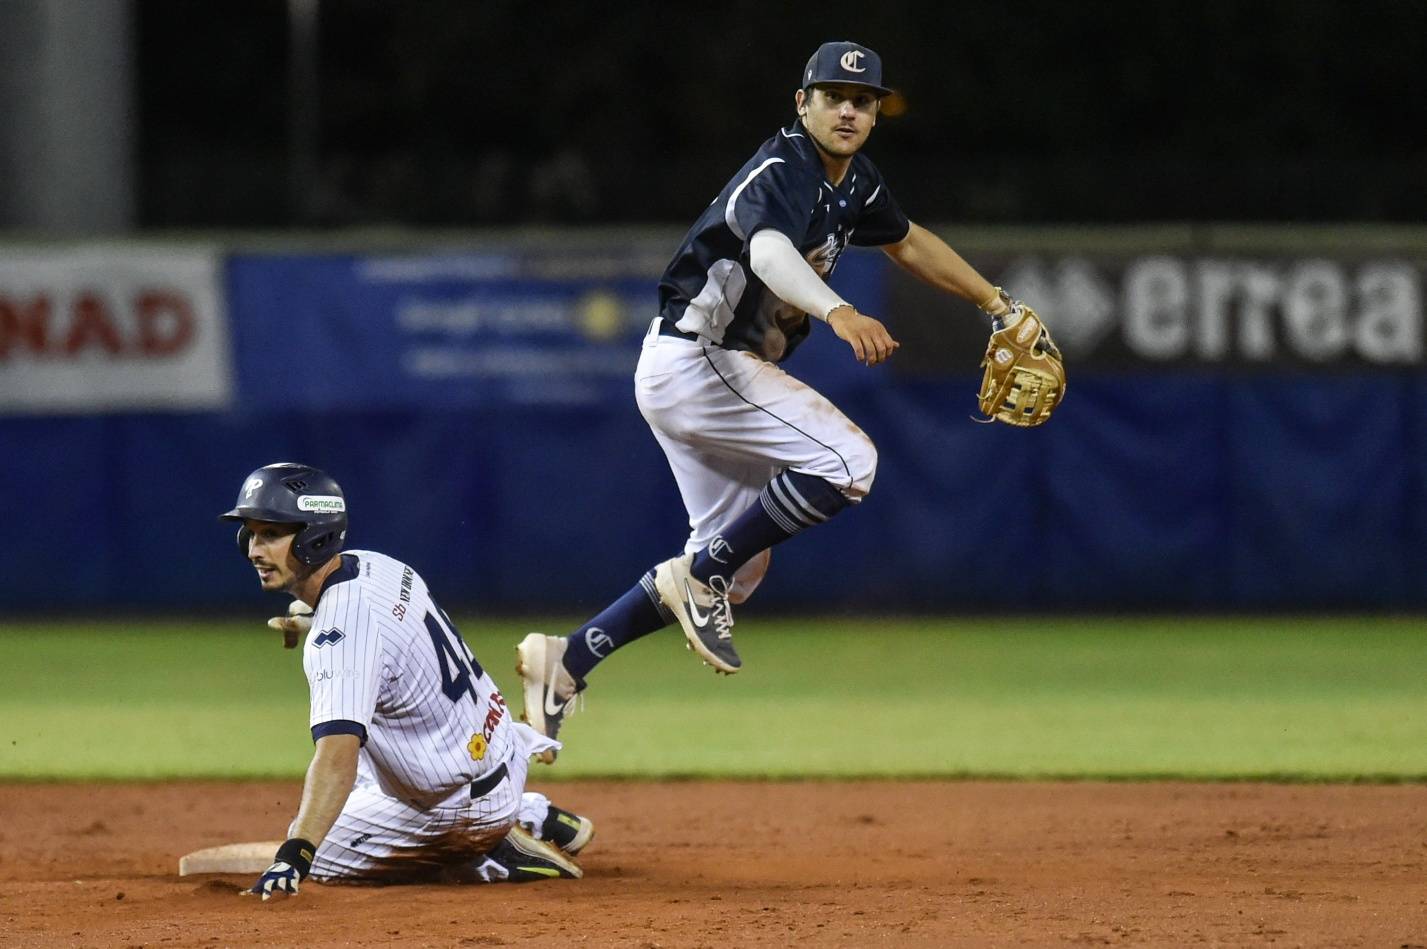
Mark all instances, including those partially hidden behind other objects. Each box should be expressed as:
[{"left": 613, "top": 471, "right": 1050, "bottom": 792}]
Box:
[
  {"left": 561, "top": 472, "right": 853, "bottom": 679},
  {"left": 690, "top": 470, "right": 851, "bottom": 586},
  {"left": 561, "top": 572, "right": 675, "bottom": 679}
]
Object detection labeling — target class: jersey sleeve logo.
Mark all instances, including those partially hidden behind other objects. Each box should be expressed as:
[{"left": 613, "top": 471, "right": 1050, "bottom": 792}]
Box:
[{"left": 313, "top": 627, "right": 345, "bottom": 648}]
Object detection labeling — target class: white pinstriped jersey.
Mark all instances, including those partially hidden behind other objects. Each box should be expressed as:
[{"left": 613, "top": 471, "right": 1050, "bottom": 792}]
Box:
[{"left": 303, "top": 550, "right": 515, "bottom": 810}]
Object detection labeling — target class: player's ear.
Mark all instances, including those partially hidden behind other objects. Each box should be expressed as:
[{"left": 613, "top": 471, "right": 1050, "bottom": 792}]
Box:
[{"left": 795, "top": 88, "right": 806, "bottom": 115}]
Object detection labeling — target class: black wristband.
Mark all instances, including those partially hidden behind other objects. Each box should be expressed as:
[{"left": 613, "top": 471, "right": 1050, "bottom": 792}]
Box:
[{"left": 275, "top": 837, "right": 316, "bottom": 880}]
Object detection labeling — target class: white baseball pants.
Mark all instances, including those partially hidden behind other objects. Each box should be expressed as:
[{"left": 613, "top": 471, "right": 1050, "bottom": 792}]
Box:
[
  {"left": 635, "top": 320, "right": 877, "bottom": 601},
  {"left": 309, "top": 724, "right": 554, "bottom": 882}
]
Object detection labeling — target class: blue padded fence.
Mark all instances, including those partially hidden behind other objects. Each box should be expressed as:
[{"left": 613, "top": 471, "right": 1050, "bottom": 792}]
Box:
[{"left": 3, "top": 242, "right": 1423, "bottom": 612}]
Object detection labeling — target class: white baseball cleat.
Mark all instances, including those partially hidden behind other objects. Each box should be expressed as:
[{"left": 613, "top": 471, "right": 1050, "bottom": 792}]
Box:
[
  {"left": 515, "top": 633, "right": 583, "bottom": 764},
  {"left": 653, "top": 553, "right": 741, "bottom": 674}
]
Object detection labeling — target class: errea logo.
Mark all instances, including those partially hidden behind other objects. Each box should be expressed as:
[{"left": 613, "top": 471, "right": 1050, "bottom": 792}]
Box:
[{"left": 840, "top": 50, "right": 866, "bottom": 73}]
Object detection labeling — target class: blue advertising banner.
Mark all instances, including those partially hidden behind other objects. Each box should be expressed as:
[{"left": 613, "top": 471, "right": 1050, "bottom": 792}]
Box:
[
  {"left": 227, "top": 248, "right": 889, "bottom": 410},
  {"left": 3, "top": 234, "right": 1424, "bottom": 614}
]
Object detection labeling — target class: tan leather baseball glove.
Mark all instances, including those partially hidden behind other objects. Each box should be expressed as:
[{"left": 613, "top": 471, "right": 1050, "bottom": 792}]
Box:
[{"left": 977, "top": 300, "right": 1066, "bottom": 427}]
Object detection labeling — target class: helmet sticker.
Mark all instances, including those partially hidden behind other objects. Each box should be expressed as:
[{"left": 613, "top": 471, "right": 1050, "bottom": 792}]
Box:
[{"left": 297, "top": 495, "right": 346, "bottom": 514}]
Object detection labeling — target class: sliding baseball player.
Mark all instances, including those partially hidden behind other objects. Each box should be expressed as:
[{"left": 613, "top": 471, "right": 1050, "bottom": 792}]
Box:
[{"left": 221, "top": 462, "right": 594, "bottom": 895}]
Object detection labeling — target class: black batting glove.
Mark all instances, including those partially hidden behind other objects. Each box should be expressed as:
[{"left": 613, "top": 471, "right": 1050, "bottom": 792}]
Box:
[{"left": 245, "top": 838, "right": 315, "bottom": 901}]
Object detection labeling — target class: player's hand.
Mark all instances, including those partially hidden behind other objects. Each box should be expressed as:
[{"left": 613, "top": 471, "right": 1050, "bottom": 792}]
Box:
[
  {"left": 246, "top": 860, "right": 302, "bottom": 901},
  {"left": 827, "top": 305, "right": 899, "bottom": 366},
  {"left": 267, "top": 599, "right": 313, "bottom": 649},
  {"left": 243, "top": 838, "right": 315, "bottom": 902}
]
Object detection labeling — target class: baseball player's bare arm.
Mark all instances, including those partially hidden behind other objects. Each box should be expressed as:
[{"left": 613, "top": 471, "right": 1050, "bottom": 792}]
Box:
[
  {"left": 881, "top": 222, "right": 1010, "bottom": 316},
  {"left": 286, "top": 734, "right": 360, "bottom": 847}
]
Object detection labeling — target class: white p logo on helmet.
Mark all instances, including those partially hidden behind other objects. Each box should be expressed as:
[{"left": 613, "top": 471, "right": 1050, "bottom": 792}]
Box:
[
  {"left": 243, "top": 477, "right": 263, "bottom": 499},
  {"left": 840, "top": 50, "right": 866, "bottom": 73}
]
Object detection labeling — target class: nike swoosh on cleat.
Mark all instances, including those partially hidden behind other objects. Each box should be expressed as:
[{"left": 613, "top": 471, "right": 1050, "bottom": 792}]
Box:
[
  {"left": 544, "top": 685, "right": 569, "bottom": 719},
  {"left": 684, "top": 580, "right": 710, "bottom": 627},
  {"left": 517, "top": 865, "right": 560, "bottom": 878}
]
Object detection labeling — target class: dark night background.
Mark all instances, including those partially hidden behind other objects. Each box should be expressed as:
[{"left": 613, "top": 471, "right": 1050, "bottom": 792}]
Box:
[
  {"left": 6, "top": 0, "right": 1427, "bottom": 618},
  {"left": 134, "top": 0, "right": 1427, "bottom": 229}
]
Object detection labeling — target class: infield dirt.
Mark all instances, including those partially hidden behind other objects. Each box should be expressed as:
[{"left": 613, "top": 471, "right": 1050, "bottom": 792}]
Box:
[{"left": 2, "top": 780, "right": 1424, "bottom": 947}]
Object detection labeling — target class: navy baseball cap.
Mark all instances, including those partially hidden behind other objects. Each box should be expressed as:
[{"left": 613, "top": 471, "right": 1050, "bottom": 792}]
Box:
[{"left": 801, "top": 41, "right": 892, "bottom": 97}]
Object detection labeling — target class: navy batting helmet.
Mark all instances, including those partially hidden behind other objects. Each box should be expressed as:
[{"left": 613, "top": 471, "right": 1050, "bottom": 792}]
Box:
[{"left": 219, "top": 462, "right": 348, "bottom": 567}]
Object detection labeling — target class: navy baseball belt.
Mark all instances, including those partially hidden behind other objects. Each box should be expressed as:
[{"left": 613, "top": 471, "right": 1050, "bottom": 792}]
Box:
[{"left": 469, "top": 762, "right": 508, "bottom": 799}]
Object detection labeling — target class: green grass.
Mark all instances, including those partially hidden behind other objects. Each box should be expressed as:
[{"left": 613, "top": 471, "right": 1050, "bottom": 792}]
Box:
[{"left": 1, "top": 616, "right": 1424, "bottom": 781}]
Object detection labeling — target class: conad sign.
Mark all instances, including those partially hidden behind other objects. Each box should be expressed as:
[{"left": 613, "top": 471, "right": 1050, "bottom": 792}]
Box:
[{"left": 0, "top": 247, "right": 232, "bottom": 412}]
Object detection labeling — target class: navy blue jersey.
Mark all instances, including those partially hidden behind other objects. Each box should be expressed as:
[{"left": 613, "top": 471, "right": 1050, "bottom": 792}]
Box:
[{"left": 658, "top": 119, "right": 910, "bottom": 362}]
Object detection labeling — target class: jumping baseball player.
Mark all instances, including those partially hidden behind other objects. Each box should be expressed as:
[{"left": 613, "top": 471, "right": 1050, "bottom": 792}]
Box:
[
  {"left": 221, "top": 462, "right": 594, "bottom": 897},
  {"left": 517, "top": 41, "right": 1060, "bottom": 760}
]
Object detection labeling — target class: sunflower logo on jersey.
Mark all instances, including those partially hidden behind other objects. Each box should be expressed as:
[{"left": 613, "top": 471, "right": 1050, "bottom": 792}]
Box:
[{"left": 467, "top": 733, "right": 488, "bottom": 761}]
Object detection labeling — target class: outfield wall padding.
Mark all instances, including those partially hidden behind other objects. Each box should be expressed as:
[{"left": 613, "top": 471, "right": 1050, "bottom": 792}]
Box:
[{"left": 3, "top": 235, "right": 1424, "bottom": 611}]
